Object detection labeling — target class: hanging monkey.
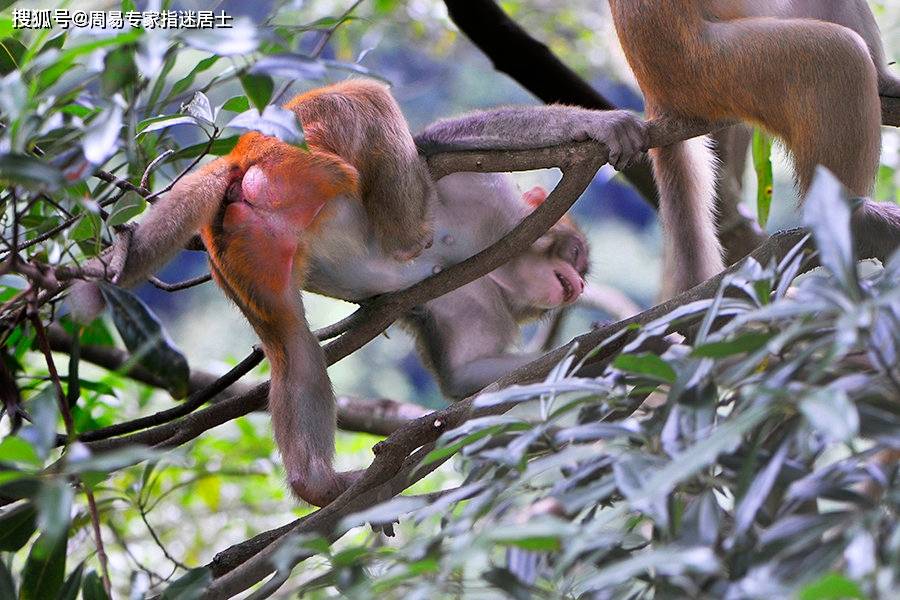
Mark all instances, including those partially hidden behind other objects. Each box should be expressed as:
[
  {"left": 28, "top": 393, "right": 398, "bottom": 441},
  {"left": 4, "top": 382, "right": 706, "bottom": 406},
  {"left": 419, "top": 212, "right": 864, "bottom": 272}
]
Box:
[{"left": 69, "top": 79, "right": 647, "bottom": 505}]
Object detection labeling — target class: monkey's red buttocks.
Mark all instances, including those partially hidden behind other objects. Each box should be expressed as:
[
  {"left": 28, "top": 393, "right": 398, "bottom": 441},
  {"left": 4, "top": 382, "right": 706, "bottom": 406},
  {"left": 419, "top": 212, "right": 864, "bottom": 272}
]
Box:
[{"left": 241, "top": 164, "right": 329, "bottom": 230}]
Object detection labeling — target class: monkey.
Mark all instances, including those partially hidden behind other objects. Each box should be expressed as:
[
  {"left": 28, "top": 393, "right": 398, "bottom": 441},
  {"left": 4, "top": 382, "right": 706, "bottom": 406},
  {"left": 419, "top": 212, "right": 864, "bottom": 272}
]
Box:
[
  {"left": 68, "top": 79, "right": 647, "bottom": 506},
  {"left": 399, "top": 184, "right": 591, "bottom": 399},
  {"left": 704, "top": 0, "right": 900, "bottom": 264},
  {"left": 607, "top": 0, "right": 899, "bottom": 299},
  {"left": 704, "top": 0, "right": 900, "bottom": 98}
]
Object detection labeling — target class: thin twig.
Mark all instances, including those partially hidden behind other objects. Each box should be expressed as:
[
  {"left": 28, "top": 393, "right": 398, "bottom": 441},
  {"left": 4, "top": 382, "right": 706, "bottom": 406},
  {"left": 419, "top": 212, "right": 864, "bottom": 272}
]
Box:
[
  {"left": 273, "top": 0, "right": 365, "bottom": 104},
  {"left": 30, "top": 314, "right": 113, "bottom": 595},
  {"left": 149, "top": 273, "right": 213, "bottom": 292},
  {"left": 141, "top": 149, "right": 176, "bottom": 189},
  {"left": 77, "top": 347, "right": 264, "bottom": 443},
  {"left": 144, "top": 130, "right": 219, "bottom": 203},
  {"left": 86, "top": 491, "right": 114, "bottom": 595}
]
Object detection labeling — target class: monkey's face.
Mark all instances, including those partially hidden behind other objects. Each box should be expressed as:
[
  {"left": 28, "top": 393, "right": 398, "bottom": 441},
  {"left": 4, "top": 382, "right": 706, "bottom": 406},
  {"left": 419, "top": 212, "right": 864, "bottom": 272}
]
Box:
[{"left": 491, "top": 219, "right": 589, "bottom": 311}]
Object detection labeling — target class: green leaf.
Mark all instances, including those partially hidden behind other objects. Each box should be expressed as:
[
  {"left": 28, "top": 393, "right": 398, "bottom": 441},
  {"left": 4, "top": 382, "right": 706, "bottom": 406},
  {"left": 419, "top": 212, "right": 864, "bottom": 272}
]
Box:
[
  {"left": 0, "top": 560, "right": 15, "bottom": 600},
  {"left": 0, "top": 501, "right": 38, "bottom": 551},
  {"left": 136, "top": 115, "right": 202, "bottom": 136},
  {"left": 69, "top": 212, "right": 102, "bottom": 243},
  {"left": 0, "top": 17, "right": 14, "bottom": 39},
  {"left": 182, "top": 18, "right": 258, "bottom": 55},
  {"left": 183, "top": 91, "right": 214, "bottom": 124},
  {"left": 692, "top": 331, "right": 774, "bottom": 358},
  {"left": 798, "top": 572, "right": 865, "bottom": 600},
  {"left": 168, "top": 55, "right": 220, "bottom": 100},
  {"left": 221, "top": 95, "right": 250, "bottom": 113},
  {"left": 147, "top": 49, "right": 178, "bottom": 113},
  {"left": 0, "top": 560, "right": 16, "bottom": 600},
  {"left": 339, "top": 497, "right": 427, "bottom": 532},
  {"left": 799, "top": 388, "right": 859, "bottom": 443},
  {"left": 0, "top": 436, "right": 42, "bottom": 466},
  {"left": 106, "top": 191, "right": 147, "bottom": 227},
  {"left": 581, "top": 546, "right": 717, "bottom": 591},
  {"left": 82, "top": 104, "right": 123, "bottom": 164},
  {"left": 752, "top": 128, "right": 774, "bottom": 228},
  {"left": 20, "top": 387, "right": 59, "bottom": 460},
  {"left": 81, "top": 571, "right": 109, "bottom": 600},
  {"left": 55, "top": 561, "right": 84, "bottom": 600},
  {"left": 421, "top": 424, "right": 519, "bottom": 467},
  {"left": 101, "top": 46, "right": 137, "bottom": 96},
  {"left": 98, "top": 283, "right": 190, "bottom": 398},
  {"left": 802, "top": 169, "right": 859, "bottom": 296},
  {"left": 226, "top": 105, "right": 304, "bottom": 146},
  {"left": 239, "top": 73, "right": 274, "bottom": 113},
  {"left": 35, "top": 481, "right": 74, "bottom": 548},
  {"left": 488, "top": 520, "right": 574, "bottom": 551},
  {"left": 65, "top": 445, "right": 164, "bottom": 476},
  {"left": 20, "top": 531, "right": 68, "bottom": 600},
  {"left": 0, "top": 37, "right": 26, "bottom": 75},
  {"left": 169, "top": 135, "right": 239, "bottom": 161},
  {"left": 38, "top": 33, "right": 67, "bottom": 54},
  {"left": 613, "top": 353, "right": 676, "bottom": 383},
  {"left": 160, "top": 567, "right": 212, "bottom": 600},
  {"left": 0, "top": 154, "right": 66, "bottom": 190},
  {"left": 250, "top": 54, "right": 326, "bottom": 81}
]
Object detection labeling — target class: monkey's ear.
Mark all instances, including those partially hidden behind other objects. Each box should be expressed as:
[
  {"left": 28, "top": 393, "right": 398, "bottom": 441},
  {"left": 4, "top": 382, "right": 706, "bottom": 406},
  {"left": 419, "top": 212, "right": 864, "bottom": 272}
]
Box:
[{"left": 522, "top": 186, "right": 549, "bottom": 208}]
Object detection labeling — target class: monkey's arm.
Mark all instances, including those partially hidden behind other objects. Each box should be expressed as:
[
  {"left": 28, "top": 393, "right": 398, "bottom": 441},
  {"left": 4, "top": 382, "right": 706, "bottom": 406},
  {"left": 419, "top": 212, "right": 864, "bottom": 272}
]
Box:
[
  {"left": 68, "top": 159, "right": 232, "bottom": 321},
  {"left": 405, "top": 280, "right": 539, "bottom": 400},
  {"left": 117, "top": 159, "right": 232, "bottom": 287},
  {"left": 415, "top": 106, "right": 647, "bottom": 170}
]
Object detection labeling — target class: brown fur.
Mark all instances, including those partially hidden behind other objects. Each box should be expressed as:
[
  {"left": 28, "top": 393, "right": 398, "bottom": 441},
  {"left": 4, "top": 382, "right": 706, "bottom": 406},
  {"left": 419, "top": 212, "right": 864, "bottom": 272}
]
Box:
[{"left": 608, "top": 0, "right": 885, "bottom": 297}]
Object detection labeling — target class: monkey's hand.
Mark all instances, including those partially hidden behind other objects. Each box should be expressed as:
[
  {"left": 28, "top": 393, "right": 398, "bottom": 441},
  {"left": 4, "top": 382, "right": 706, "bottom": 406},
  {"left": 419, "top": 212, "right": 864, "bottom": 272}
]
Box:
[
  {"left": 576, "top": 110, "right": 648, "bottom": 171},
  {"left": 66, "top": 223, "right": 138, "bottom": 323}
]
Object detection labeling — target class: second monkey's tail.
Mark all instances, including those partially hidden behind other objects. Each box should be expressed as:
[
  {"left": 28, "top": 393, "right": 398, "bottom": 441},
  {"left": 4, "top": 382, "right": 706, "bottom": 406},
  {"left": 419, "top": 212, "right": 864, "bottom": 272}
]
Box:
[{"left": 651, "top": 136, "right": 725, "bottom": 299}]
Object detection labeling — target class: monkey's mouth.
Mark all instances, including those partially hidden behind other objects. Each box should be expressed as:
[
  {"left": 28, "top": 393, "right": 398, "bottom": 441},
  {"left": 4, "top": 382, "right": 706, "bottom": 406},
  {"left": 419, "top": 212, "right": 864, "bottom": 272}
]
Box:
[{"left": 554, "top": 269, "right": 581, "bottom": 303}]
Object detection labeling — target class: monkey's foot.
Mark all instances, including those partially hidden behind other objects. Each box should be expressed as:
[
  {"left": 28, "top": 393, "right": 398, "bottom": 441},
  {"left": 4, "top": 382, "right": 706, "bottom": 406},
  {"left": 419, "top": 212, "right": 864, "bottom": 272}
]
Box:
[
  {"left": 580, "top": 110, "right": 648, "bottom": 172},
  {"left": 384, "top": 224, "right": 434, "bottom": 263},
  {"left": 852, "top": 200, "right": 900, "bottom": 264}
]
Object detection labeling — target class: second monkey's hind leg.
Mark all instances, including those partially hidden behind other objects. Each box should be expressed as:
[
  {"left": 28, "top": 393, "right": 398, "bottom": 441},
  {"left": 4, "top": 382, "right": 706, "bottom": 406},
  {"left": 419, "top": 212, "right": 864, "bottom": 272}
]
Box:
[{"left": 362, "top": 153, "right": 435, "bottom": 262}]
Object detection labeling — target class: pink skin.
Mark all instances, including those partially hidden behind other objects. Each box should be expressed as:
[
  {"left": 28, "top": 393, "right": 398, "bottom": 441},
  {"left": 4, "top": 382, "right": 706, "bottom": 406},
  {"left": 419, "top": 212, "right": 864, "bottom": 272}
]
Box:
[
  {"left": 236, "top": 164, "right": 328, "bottom": 231},
  {"left": 551, "top": 261, "right": 585, "bottom": 306}
]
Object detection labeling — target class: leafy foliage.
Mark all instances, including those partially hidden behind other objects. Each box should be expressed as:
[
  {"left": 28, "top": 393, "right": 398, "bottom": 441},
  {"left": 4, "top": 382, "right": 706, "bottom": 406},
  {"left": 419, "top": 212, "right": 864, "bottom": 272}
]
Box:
[
  {"left": 0, "top": 0, "right": 897, "bottom": 598},
  {"left": 266, "top": 175, "right": 900, "bottom": 599}
]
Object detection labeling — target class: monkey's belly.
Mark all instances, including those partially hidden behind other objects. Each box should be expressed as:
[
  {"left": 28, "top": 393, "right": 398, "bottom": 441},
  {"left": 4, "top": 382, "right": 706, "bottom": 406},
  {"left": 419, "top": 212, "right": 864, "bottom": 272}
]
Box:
[{"left": 307, "top": 226, "right": 487, "bottom": 300}]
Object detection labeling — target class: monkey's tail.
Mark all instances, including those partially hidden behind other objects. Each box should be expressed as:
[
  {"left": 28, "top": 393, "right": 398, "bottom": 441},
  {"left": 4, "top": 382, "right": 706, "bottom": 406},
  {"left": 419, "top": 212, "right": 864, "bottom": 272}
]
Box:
[{"left": 651, "top": 136, "right": 725, "bottom": 299}]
